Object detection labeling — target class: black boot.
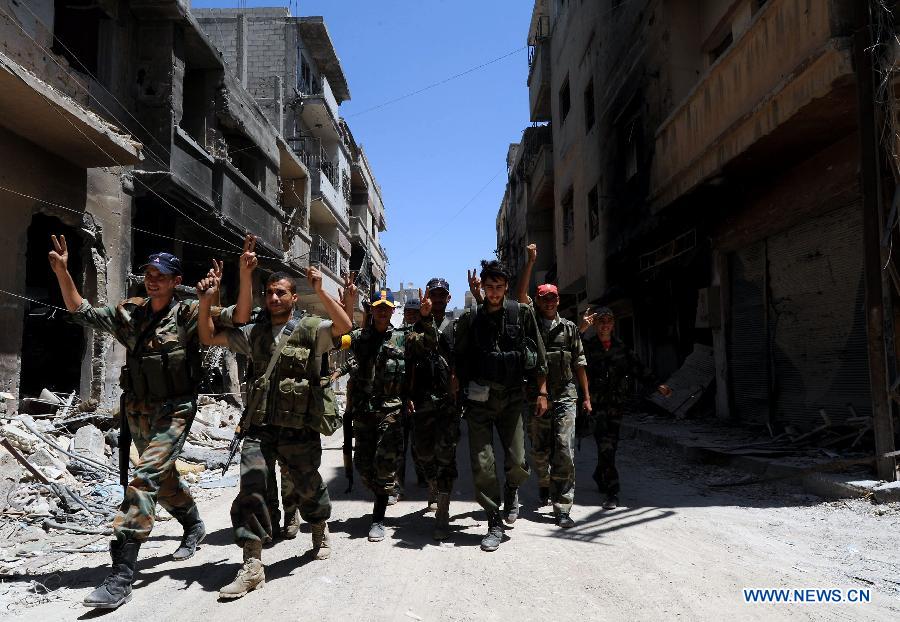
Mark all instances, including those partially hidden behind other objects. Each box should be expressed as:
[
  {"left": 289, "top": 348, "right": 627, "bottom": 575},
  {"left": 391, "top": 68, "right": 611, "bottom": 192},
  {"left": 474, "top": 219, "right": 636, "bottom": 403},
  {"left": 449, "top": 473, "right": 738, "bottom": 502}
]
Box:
[
  {"left": 368, "top": 494, "right": 389, "bottom": 542},
  {"left": 84, "top": 538, "right": 141, "bottom": 609},
  {"left": 480, "top": 512, "right": 504, "bottom": 552},
  {"left": 171, "top": 505, "right": 206, "bottom": 561}
]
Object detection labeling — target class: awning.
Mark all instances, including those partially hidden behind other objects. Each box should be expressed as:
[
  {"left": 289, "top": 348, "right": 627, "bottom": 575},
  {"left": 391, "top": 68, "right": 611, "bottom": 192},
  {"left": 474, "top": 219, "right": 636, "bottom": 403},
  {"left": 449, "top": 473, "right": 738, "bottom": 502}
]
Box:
[{"left": 0, "top": 52, "right": 141, "bottom": 168}]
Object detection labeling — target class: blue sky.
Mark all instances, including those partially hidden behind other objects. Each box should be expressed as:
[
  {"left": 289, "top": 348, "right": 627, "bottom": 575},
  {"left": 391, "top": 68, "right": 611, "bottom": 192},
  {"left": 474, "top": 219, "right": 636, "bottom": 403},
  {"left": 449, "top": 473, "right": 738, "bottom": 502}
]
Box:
[{"left": 191, "top": 0, "right": 532, "bottom": 308}]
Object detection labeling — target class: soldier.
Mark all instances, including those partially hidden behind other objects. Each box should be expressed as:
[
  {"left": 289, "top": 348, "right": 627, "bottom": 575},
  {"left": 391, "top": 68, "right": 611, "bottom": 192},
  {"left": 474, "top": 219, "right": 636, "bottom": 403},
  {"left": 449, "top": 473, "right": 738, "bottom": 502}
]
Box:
[
  {"left": 515, "top": 244, "right": 589, "bottom": 528},
  {"left": 395, "top": 297, "right": 428, "bottom": 502},
  {"left": 453, "top": 260, "right": 548, "bottom": 552},
  {"left": 197, "top": 237, "right": 352, "bottom": 599},
  {"left": 581, "top": 307, "right": 671, "bottom": 509},
  {"left": 407, "top": 278, "right": 462, "bottom": 540},
  {"left": 48, "top": 235, "right": 212, "bottom": 610},
  {"left": 339, "top": 288, "right": 417, "bottom": 542}
]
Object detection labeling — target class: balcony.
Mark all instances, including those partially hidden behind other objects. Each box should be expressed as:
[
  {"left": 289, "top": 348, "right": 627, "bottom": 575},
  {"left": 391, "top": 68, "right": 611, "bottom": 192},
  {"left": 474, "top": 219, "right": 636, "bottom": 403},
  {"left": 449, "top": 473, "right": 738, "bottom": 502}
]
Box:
[
  {"left": 350, "top": 215, "right": 370, "bottom": 244},
  {"left": 310, "top": 233, "right": 338, "bottom": 274},
  {"left": 528, "top": 40, "right": 551, "bottom": 123},
  {"left": 298, "top": 75, "right": 341, "bottom": 140},
  {"left": 287, "top": 136, "right": 349, "bottom": 226},
  {"left": 521, "top": 125, "right": 553, "bottom": 204},
  {"left": 650, "top": 0, "right": 856, "bottom": 210}
]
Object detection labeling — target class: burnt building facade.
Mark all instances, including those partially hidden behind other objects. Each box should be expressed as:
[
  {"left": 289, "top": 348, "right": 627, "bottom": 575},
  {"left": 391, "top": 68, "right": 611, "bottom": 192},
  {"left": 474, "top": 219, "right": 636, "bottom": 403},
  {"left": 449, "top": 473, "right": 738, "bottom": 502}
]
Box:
[{"left": 500, "top": 0, "right": 897, "bottom": 478}]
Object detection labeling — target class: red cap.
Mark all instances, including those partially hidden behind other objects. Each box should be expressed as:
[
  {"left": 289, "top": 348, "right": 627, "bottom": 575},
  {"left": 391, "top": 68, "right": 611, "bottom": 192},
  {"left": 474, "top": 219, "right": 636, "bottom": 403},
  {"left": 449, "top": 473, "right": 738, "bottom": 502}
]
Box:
[{"left": 536, "top": 284, "right": 559, "bottom": 297}]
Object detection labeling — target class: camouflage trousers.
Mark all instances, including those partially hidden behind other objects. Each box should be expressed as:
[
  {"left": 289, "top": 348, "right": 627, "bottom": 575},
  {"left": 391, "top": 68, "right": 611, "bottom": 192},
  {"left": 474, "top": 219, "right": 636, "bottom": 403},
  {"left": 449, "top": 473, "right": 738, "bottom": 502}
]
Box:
[
  {"left": 411, "top": 399, "right": 461, "bottom": 493},
  {"left": 264, "top": 459, "right": 300, "bottom": 528},
  {"left": 395, "top": 407, "right": 427, "bottom": 491},
  {"left": 231, "top": 424, "right": 331, "bottom": 546},
  {"left": 465, "top": 384, "right": 530, "bottom": 515},
  {"left": 353, "top": 407, "right": 404, "bottom": 495},
  {"left": 114, "top": 398, "right": 197, "bottom": 542},
  {"left": 592, "top": 407, "right": 623, "bottom": 495},
  {"left": 528, "top": 396, "right": 576, "bottom": 512}
]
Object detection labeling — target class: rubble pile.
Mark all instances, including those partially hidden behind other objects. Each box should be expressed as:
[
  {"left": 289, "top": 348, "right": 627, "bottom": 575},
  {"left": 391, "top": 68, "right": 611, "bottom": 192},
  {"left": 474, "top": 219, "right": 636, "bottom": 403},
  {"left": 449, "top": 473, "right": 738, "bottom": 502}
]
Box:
[{"left": 0, "top": 391, "right": 241, "bottom": 578}]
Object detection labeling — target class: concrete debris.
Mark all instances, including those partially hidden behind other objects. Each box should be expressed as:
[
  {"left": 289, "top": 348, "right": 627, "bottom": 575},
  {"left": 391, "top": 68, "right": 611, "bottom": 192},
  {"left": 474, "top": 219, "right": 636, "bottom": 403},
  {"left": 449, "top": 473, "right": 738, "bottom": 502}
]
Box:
[
  {"left": 0, "top": 395, "right": 240, "bottom": 579},
  {"left": 69, "top": 424, "right": 105, "bottom": 463}
]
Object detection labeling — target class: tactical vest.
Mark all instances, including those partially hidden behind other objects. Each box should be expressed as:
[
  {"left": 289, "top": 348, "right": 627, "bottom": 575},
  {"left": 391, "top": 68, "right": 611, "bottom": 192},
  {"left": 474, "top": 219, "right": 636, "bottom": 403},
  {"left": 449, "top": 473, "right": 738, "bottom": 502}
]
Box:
[
  {"left": 351, "top": 326, "right": 407, "bottom": 404},
  {"left": 471, "top": 299, "right": 535, "bottom": 386},
  {"left": 246, "top": 316, "right": 338, "bottom": 432},
  {"left": 411, "top": 317, "right": 454, "bottom": 401},
  {"left": 542, "top": 319, "right": 576, "bottom": 391},
  {"left": 120, "top": 299, "right": 200, "bottom": 402}
]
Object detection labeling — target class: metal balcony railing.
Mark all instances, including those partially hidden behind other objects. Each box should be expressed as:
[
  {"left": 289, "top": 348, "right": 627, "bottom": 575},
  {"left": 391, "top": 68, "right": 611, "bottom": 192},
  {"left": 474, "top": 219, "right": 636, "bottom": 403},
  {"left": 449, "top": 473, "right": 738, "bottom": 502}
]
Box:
[
  {"left": 527, "top": 15, "right": 550, "bottom": 72},
  {"left": 286, "top": 136, "right": 338, "bottom": 189},
  {"left": 310, "top": 233, "right": 338, "bottom": 274}
]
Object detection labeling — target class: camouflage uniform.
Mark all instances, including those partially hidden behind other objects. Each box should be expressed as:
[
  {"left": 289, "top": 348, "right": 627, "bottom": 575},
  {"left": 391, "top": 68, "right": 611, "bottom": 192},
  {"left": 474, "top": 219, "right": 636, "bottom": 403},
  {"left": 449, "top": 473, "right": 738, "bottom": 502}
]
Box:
[
  {"left": 583, "top": 335, "right": 656, "bottom": 495},
  {"left": 409, "top": 315, "right": 461, "bottom": 494},
  {"left": 340, "top": 325, "right": 412, "bottom": 495},
  {"left": 219, "top": 308, "right": 337, "bottom": 545},
  {"left": 70, "top": 297, "right": 203, "bottom": 542},
  {"left": 527, "top": 314, "right": 586, "bottom": 514},
  {"left": 454, "top": 300, "right": 547, "bottom": 515}
]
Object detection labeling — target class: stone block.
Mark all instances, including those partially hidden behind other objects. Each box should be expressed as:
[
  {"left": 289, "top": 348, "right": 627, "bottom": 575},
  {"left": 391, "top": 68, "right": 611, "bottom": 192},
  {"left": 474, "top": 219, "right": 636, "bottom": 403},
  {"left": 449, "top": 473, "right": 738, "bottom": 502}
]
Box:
[{"left": 70, "top": 424, "right": 104, "bottom": 462}]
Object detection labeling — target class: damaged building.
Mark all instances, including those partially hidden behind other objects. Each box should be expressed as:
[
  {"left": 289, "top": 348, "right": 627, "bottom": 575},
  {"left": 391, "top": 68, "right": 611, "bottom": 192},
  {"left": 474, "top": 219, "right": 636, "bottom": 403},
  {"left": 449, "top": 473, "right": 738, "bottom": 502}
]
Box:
[
  {"left": 194, "top": 6, "right": 389, "bottom": 318},
  {"left": 0, "top": 1, "right": 389, "bottom": 408},
  {"left": 499, "top": 0, "right": 898, "bottom": 479}
]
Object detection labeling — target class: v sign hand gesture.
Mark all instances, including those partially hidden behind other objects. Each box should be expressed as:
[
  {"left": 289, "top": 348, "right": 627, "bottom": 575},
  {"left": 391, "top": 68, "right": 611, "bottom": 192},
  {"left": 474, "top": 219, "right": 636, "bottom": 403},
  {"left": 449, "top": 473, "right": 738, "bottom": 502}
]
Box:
[
  {"left": 467, "top": 268, "right": 484, "bottom": 304},
  {"left": 240, "top": 234, "right": 258, "bottom": 275},
  {"left": 419, "top": 287, "right": 433, "bottom": 317},
  {"left": 48, "top": 234, "right": 69, "bottom": 275}
]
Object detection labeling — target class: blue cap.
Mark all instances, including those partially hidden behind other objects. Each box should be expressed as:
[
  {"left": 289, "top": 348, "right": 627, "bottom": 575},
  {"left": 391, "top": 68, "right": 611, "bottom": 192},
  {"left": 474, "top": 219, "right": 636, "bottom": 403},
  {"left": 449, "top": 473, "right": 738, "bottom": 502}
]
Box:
[
  {"left": 370, "top": 288, "right": 396, "bottom": 307},
  {"left": 140, "top": 252, "right": 183, "bottom": 276}
]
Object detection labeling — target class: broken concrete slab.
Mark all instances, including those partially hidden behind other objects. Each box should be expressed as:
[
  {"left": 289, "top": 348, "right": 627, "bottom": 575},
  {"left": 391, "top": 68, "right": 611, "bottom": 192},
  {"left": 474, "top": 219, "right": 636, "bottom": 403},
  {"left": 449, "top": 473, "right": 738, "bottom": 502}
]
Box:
[
  {"left": 69, "top": 424, "right": 105, "bottom": 463},
  {"left": 0, "top": 423, "right": 40, "bottom": 453}
]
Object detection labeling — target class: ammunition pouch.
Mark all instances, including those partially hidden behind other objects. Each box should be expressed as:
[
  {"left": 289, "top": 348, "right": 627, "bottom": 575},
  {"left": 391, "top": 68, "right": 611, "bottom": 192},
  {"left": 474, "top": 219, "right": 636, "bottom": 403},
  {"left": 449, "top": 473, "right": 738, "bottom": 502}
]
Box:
[
  {"left": 375, "top": 344, "right": 406, "bottom": 398},
  {"left": 121, "top": 345, "right": 196, "bottom": 401},
  {"left": 303, "top": 380, "right": 343, "bottom": 436},
  {"left": 477, "top": 351, "right": 524, "bottom": 386}
]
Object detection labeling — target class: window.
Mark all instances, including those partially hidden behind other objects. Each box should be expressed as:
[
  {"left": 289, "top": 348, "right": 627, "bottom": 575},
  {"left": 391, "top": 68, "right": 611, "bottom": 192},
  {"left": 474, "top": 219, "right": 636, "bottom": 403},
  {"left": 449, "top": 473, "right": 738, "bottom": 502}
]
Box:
[
  {"left": 559, "top": 76, "right": 571, "bottom": 124},
  {"left": 584, "top": 79, "right": 595, "bottom": 131},
  {"left": 298, "top": 52, "right": 313, "bottom": 93},
  {"left": 562, "top": 189, "right": 574, "bottom": 246},
  {"left": 53, "top": 0, "right": 106, "bottom": 77},
  {"left": 588, "top": 185, "right": 599, "bottom": 240}
]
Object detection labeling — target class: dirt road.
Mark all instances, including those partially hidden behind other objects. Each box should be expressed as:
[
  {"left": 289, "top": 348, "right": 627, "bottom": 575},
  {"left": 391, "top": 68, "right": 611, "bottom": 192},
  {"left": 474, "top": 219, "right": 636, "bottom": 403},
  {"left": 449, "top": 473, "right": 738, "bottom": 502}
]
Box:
[{"left": 3, "top": 422, "right": 899, "bottom": 621}]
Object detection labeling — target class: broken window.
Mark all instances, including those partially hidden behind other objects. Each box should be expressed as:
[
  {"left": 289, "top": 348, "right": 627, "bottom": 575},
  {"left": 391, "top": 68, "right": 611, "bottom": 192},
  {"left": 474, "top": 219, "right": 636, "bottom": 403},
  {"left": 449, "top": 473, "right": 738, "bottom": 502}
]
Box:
[
  {"left": 562, "top": 188, "right": 574, "bottom": 246},
  {"left": 180, "top": 68, "right": 210, "bottom": 148},
  {"left": 588, "top": 185, "right": 599, "bottom": 240},
  {"left": 52, "top": 0, "right": 107, "bottom": 78},
  {"left": 224, "top": 133, "right": 264, "bottom": 188},
  {"left": 584, "top": 79, "right": 595, "bottom": 132},
  {"left": 559, "top": 76, "right": 571, "bottom": 125}
]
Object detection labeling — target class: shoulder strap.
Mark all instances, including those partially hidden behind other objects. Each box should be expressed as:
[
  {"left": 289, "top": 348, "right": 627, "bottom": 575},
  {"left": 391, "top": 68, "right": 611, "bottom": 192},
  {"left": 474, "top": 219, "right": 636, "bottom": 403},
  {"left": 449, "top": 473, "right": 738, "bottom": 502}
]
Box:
[
  {"left": 504, "top": 299, "right": 520, "bottom": 327},
  {"left": 261, "top": 312, "right": 303, "bottom": 383}
]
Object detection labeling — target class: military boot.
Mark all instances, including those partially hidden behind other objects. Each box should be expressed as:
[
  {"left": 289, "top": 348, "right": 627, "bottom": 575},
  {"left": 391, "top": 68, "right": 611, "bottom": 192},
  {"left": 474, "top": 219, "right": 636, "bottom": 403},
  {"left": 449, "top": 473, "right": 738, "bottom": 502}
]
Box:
[
  {"left": 480, "top": 512, "right": 504, "bottom": 552},
  {"left": 557, "top": 512, "right": 575, "bottom": 529},
  {"left": 219, "top": 541, "right": 265, "bottom": 600},
  {"left": 283, "top": 509, "right": 301, "bottom": 540},
  {"left": 602, "top": 494, "right": 619, "bottom": 510},
  {"left": 171, "top": 506, "right": 205, "bottom": 561},
  {"left": 368, "top": 494, "right": 388, "bottom": 542},
  {"left": 426, "top": 482, "right": 439, "bottom": 512},
  {"left": 538, "top": 486, "right": 550, "bottom": 507},
  {"left": 502, "top": 486, "right": 519, "bottom": 525},
  {"left": 311, "top": 521, "right": 331, "bottom": 560},
  {"left": 433, "top": 492, "right": 451, "bottom": 541},
  {"left": 83, "top": 538, "right": 141, "bottom": 609}
]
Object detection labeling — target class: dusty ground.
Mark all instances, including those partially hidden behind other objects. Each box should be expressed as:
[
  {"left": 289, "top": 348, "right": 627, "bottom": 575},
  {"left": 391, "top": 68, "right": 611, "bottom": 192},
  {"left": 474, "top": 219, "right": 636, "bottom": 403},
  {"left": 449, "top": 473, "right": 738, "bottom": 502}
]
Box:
[{"left": 1, "top": 420, "right": 898, "bottom": 621}]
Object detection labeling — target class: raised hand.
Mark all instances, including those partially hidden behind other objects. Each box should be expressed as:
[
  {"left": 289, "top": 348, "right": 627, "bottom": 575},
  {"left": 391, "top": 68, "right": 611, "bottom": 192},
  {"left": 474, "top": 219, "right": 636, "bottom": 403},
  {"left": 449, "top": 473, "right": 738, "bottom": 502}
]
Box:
[
  {"left": 208, "top": 258, "right": 223, "bottom": 281},
  {"left": 240, "top": 234, "right": 258, "bottom": 275},
  {"left": 196, "top": 273, "right": 220, "bottom": 302},
  {"left": 48, "top": 234, "right": 69, "bottom": 274},
  {"left": 467, "top": 268, "right": 483, "bottom": 303},
  {"left": 418, "top": 287, "right": 432, "bottom": 317},
  {"left": 526, "top": 243, "right": 537, "bottom": 264},
  {"left": 342, "top": 271, "right": 358, "bottom": 303},
  {"left": 308, "top": 265, "right": 324, "bottom": 292}
]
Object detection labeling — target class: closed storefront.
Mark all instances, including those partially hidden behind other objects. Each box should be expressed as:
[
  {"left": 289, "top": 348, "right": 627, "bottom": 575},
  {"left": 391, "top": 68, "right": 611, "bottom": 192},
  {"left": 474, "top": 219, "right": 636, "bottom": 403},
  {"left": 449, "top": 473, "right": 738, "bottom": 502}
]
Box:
[{"left": 727, "top": 204, "right": 871, "bottom": 430}]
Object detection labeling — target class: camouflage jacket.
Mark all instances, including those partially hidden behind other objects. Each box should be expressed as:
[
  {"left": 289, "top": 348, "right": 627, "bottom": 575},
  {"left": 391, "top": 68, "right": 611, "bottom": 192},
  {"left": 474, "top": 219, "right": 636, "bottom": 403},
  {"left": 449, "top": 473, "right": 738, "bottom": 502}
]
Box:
[
  {"left": 583, "top": 335, "right": 656, "bottom": 408},
  {"left": 528, "top": 313, "right": 586, "bottom": 401},
  {"left": 70, "top": 297, "right": 203, "bottom": 402},
  {"left": 340, "top": 325, "right": 416, "bottom": 411},
  {"left": 407, "top": 314, "right": 455, "bottom": 404}
]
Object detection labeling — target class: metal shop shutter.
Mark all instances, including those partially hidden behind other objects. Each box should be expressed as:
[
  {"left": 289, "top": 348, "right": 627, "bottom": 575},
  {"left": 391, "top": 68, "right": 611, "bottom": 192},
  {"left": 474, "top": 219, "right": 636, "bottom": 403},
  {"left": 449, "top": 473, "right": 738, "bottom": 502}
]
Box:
[
  {"left": 766, "top": 203, "right": 871, "bottom": 429},
  {"left": 728, "top": 240, "right": 769, "bottom": 424}
]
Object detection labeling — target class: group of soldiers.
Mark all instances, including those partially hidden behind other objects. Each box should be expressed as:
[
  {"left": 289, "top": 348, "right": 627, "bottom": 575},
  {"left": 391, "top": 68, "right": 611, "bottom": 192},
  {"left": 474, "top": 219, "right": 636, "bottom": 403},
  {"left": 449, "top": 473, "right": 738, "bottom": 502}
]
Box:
[{"left": 46, "top": 233, "right": 670, "bottom": 610}]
